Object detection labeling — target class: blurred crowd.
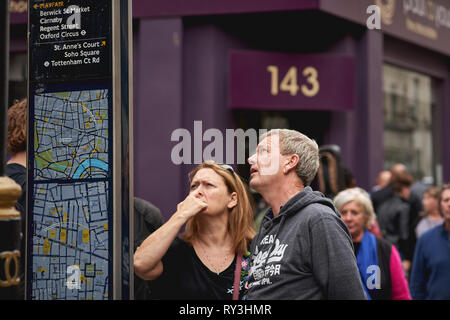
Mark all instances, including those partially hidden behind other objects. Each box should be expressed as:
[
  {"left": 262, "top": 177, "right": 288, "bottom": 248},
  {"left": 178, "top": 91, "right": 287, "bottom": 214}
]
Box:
[
  {"left": 4, "top": 98, "right": 448, "bottom": 300},
  {"left": 252, "top": 144, "right": 450, "bottom": 300}
]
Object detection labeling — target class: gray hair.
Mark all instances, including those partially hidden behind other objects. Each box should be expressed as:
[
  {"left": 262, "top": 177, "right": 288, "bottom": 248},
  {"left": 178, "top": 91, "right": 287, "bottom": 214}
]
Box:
[
  {"left": 333, "top": 187, "right": 376, "bottom": 230},
  {"left": 260, "top": 129, "right": 319, "bottom": 186}
]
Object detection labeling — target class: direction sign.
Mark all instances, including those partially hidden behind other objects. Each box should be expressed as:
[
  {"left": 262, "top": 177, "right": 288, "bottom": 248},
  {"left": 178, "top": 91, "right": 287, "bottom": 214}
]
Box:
[{"left": 26, "top": 0, "right": 133, "bottom": 300}]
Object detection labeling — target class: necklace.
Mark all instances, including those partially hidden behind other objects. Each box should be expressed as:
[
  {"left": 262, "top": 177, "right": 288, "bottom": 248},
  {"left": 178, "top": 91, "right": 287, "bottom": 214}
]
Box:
[{"left": 198, "top": 243, "right": 232, "bottom": 275}]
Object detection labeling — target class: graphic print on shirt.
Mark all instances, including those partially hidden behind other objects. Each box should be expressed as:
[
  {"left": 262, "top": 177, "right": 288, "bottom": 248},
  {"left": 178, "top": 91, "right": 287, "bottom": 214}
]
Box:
[{"left": 248, "top": 235, "right": 289, "bottom": 288}]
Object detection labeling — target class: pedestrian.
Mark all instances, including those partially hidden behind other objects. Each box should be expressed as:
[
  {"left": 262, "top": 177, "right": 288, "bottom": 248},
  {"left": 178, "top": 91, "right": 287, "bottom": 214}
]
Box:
[
  {"left": 371, "top": 164, "right": 421, "bottom": 215},
  {"left": 371, "top": 164, "right": 408, "bottom": 213},
  {"left": 246, "top": 129, "right": 366, "bottom": 300},
  {"left": 133, "top": 197, "right": 164, "bottom": 300},
  {"left": 315, "top": 144, "right": 346, "bottom": 199},
  {"left": 371, "top": 164, "right": 423, "bottom": 266},
  {"left": 334, "top": 187, "right": 411, "bottom": 300},
  {"left": 371, "top": 170, "right": 391, "bottom": 193},
  {"left": 415, "top": 187, "right": 443, "bottom": 239},
  {"left": 6, "top": 99, "right": 27, "bottom": 216},
  {"left": 5, "top": 98, "right": 27, "bottom": 300},
  {"left": 409, "top": 184, "right": 450, "bottom": 300},
  {"left": 133, "top": 161, "right": 255, "bottom": 300},
  {"left": 376, "top": 172, "right": 414, "bottom": 276}
]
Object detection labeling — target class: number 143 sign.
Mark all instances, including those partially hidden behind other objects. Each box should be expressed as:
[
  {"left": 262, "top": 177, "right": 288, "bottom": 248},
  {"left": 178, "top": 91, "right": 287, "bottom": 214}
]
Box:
[
  {"left": 267, "top": 65, "right": 320, "bottom": 98},
  {"left": 230, "top": 50, "right": 355, "bottom": 111}
]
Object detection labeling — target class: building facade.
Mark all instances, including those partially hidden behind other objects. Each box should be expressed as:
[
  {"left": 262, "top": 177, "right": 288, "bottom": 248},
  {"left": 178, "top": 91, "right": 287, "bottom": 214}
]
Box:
[{"left": 10, "top": 0, "right": 450, "bottom": 220}]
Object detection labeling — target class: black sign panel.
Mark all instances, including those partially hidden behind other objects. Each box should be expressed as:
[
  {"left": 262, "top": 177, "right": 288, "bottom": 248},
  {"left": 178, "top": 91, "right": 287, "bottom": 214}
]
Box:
[
  {"left": 27, "top": 0, "right": 114, "bottom": 300},
  {"left": 29, "top": 0, "right": 112, "bottom": 82}
]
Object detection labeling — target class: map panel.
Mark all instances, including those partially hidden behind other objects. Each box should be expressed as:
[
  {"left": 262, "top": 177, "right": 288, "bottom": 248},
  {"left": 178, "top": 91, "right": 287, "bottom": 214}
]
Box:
[
  {"left": 29, "top": 88, "right": 112, "bottom": 300},
  {"left": 31, "top": 181, "right": 110, "bottom": 300},
  {"left": 34, "top": 90, "right": 109, "bottom": 181}
]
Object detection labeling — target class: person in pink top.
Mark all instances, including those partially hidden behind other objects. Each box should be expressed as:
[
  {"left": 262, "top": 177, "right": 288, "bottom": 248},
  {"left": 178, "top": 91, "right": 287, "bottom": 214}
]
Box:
[{"left": 334, "top": 188, "right": 412, "bottom": 300}]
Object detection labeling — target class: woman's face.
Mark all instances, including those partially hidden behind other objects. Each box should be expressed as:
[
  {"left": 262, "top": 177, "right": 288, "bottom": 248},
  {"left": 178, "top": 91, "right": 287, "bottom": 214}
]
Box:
[
  {"left": 340, "top": 200, "right": 367, "bottom": 241},
  {"left": 189, "top": 168, "right": 237, "bottom": 217},
  {"left": 422, "top": 193, "right": 438, "bottom": 214},
  {"left": 440, "top": 189, "right": 450, "bottom": 221}
]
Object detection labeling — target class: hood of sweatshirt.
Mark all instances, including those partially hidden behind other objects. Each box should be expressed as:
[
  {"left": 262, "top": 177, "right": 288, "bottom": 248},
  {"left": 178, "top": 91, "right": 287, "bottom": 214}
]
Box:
[
  {"left": 260, "top": 186, "right": 340, "bottom": 229},
  {"left": 281, "top": 186, "right": 340, "bottom": 217}
]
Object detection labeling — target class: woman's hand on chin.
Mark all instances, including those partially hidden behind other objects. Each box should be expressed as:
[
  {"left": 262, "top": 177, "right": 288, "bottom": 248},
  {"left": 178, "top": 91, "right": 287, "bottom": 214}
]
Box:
[{"left": 176, "top": 190, "right": 208, "bottom": 221}]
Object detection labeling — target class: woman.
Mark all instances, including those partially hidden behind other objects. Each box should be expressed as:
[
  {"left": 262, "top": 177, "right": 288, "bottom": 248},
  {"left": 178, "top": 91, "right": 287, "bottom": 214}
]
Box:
[
  {"left": 5, "top": 98, "right": 27, "bottom": 300},
  {"left": 334, "top": 187, "right": 411, "bottom": 300},
  {"left": 6, "top": 99, "right": 27, "bottom": 215},
  {"left": 134, "top": 161, "right": 256, "bottom": 300},
  {"left": 415, "top": 187, "right": 443, "bottom": 239}
]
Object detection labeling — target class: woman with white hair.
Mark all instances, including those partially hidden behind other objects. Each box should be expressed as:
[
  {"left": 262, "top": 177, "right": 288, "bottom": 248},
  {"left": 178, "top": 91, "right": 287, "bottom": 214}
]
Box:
[{"left": 334, "top": 188, "right": 411, "bottom": 300}]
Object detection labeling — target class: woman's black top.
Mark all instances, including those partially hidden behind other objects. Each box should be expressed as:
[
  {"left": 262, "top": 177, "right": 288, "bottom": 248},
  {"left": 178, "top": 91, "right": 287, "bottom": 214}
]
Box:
[
  {"left": 149, "top": 238, "right": 237, "bottom": 300},
  {"left": 6, "top": 163, "right": 26, "bottom": 214}
]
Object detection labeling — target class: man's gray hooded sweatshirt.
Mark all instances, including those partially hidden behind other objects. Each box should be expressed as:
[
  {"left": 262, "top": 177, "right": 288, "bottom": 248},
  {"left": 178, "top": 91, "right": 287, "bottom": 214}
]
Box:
[{"left": 247, "top": 187, "right": 367, "bottom": 300}]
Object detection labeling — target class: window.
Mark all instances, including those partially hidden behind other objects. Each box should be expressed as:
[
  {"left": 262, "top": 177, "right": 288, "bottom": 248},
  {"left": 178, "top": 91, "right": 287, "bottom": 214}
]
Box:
[{"left": 383, "top": 64, "right": 436, "bottom": 184}]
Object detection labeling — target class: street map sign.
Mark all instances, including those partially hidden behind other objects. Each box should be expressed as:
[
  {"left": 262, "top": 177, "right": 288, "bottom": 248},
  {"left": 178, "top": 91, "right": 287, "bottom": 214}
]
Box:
[{"left": 27, "top": 0, "right": 133, "bottom": 300}]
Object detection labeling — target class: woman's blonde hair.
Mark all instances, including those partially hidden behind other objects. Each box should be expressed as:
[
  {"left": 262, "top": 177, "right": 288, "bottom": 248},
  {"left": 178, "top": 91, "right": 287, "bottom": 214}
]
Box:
[
  {"left": 183, "top": 161, "right": 256, "bottom": 255},
  {"left": 333, "top": 187, "right": 376, "bottom": 230}
]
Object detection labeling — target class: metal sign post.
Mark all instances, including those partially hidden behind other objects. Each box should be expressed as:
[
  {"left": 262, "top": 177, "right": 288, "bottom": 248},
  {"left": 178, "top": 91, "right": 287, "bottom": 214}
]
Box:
[
  {"left": 0, "top": 0, "right": 10, "bottom": 177},
  {"left": 26, "top": 0, "right": 133, "bottom": 300},
  {"left": 0, "top": 0, "right": 23, "bottom": 301}
]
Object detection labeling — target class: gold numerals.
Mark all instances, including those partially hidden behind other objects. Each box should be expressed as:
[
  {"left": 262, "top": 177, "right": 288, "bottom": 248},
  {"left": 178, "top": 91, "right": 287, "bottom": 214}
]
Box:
[{"left": 267, "top": 65, "right": 320, "bottom": 98}]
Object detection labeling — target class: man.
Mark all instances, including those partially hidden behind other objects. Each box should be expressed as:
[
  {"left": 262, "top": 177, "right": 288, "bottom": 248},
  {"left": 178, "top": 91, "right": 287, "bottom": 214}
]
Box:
[
  {"left": 5, "top": 98, "right": 27, "bottom": 300},
  {"left": 371, "top": 164, "right": 422, "bottom": 269},
  {"left": 372, "top": 170, "right": 391, "bottom": 193},
  {"left": 246, "top": 129, "right": 366, "bottom": 300},
  {"left": 409, "top": 184, "right": 450, "bottom": 299},
  {"left": 6, "top": 99, "right": 27, "bottom": 215},
  {"left": 376, "top": 172, "right": 413, "bottom": 275},
  {"left": 371, "top": 164, "right": 407, "bottom": 212},
  {"left": 133, "top": 197, "right": 164, "bottom": 300}
]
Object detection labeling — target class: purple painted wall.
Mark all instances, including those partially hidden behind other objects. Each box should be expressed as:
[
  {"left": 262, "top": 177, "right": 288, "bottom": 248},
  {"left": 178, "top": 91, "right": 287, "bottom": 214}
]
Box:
[
  {"left": 384, "top": 35, "right": 448, "bottom": 79},
  {"left": 134, "top": 20, "right": 247, "bottom": 221},
  {"left": 323, "top": 30, "right": 384, "bottom": 191},
  {"left": 132, "top": 0, "right": 318, "bottom": 18},
  {"left": 180, "top": 22, "right": 247, "bottom": 201},
  {"left": 443, "top": 66, "right": 450, "bottom": 183},
  {"left": 321, "top": 0, "right": 450, "bottom": 57},
  {"left": 354, "top": 30, "right": 384, "bottom": 190},
  {"left": 133, "top": 19, "right": 184, "bottom": 219},
  {"left": 324, "top": 34, "right": 359, "bottom": 182}
]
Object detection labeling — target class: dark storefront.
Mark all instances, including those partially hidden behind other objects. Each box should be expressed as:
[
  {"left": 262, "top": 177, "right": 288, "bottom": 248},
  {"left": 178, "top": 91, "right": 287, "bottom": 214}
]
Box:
[{"left": 9, "top": 0, "right": 450, "bottom": 221}]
